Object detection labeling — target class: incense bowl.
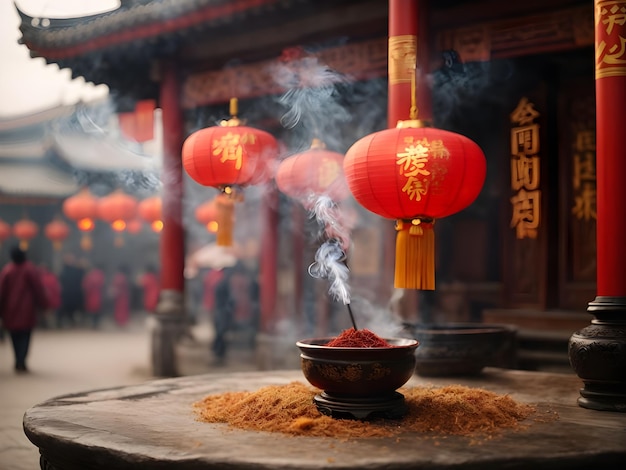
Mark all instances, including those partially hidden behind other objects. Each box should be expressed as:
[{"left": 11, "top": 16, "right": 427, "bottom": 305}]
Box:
[
  {"left": 296, "top": 338, "right": 419, "bottom": 398},
  {"left": 401, "top": 323, "right": 516, "bottom": 377}
]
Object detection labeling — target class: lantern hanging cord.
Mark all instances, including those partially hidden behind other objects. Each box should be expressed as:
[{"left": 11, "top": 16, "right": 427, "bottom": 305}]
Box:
[{"left": 410, "top": 65, "right": 418, "bottom": 120}]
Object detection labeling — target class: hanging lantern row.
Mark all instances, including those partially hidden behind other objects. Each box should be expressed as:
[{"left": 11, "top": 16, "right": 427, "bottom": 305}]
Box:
[{"left": 182, "top": 97, "right": 278, "bottom": 246}]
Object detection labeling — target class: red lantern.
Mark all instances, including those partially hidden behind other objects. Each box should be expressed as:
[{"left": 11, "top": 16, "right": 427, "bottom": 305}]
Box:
[
  {"left": 0, "top": 219, "right": 11, "bottom": 246},
  {"left": 182, "top": 98, "right": 278, "bottom": 245},
  {"left": 138, "top": 196, "right": 162, "bottom": 233},
  {"left": 194, "top": 198, "right": 219, "bottom": 233},
  {"left": 98, "top": 190, "right": 138, "bottom": 246},
  {"left": 44, "top": 219, "right": 70, "bottom": 251},
  {"left": 275, "top": 138, "right": 349, "bottom": 209},
  {"left": 126, "top": 219, "right": 144, "bottom": 235},
  {"left": 63, "top": 188, "right": 99, "bottom": 251},
  {"left": 344, "top": 120, "right": 486, "bottom": 290},
  {"left": 13, "top": 219, "right": 38, "bottom": 250}
]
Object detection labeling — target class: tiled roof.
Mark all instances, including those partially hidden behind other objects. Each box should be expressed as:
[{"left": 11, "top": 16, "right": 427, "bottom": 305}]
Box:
[
  {"left": 0, "top": 162, "right": 78, "bottom": 197},
  {"left": 15, "top": 0, "right": 315, "bottom": 99}
]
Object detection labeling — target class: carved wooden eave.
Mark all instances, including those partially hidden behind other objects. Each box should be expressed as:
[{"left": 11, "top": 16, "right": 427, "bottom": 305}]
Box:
[
  {"left": 436, "top": 2, "right": 593, "bottom": 63},
  {"left": 15, "top": 0, "right": 382, "bottom": 103}
]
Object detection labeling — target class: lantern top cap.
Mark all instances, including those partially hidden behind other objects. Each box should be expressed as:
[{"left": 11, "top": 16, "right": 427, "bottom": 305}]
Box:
[
  {"left": 395, "top": 119, "right": 432, "bottom": 129},
  {"left": 219, "top": 97, "right": 243, "bottom": 127},
  {"left": 310, "top": 138, "right": 326, "bottom": 150}
]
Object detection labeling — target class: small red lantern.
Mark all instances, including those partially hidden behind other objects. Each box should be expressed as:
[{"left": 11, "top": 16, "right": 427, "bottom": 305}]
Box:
[
  {"left": 63, "top": 188, "right": 99, "bottom": 251},
  {"left": 182, "top": 98, "right": 278, "bottom": 246},
  {"left": 13, "top": 218, "right": 38, "bottom": 250},
  {"left": 44, "top": 219, "right": 70, "bottom": 251},
  {"left": 0, "top": 219, "right": 11, "bottom": 247},
  {"left": 344, "top": 120, "right": 486, "bottom": 290},
  {"left": 126, "top": 219, "right": 144, "bottom": 235},
  {"left": 138, "top": 196, "right": 162, "bottom": 233},
  {"left": 194, "top": 198, "right": 219, "bottom": 233},
  {"left": 98, "top": 190, "right": 138, "bottom": 246},
  {"left": 275, "top": 138, "right": 349, "bottom": 209}
]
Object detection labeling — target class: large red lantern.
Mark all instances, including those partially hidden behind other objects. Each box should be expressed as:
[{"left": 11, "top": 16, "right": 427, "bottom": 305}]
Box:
[
  {"left": 98, "top": 190, "right": 138, "bottom": 246},
  {"left": 344, "top": 120, "right": 486, "bottom": 290},
  {"left": 182, "top": 98, "right": 278, "bottom": 246},
  {"left": 138, "top": 196, "right": 163, "bottom": 233},
  {"left": 44, "top": 219, "right": 70, "bottom": 251},
  {"left": 13, "top": 218, "right": 38, "bottom": 251},
  {"left": 275, "top": 138, "right": 349, "bottom": 209},
  {"left": 63, "top": 188, "right": 99, "bottom": 251}
]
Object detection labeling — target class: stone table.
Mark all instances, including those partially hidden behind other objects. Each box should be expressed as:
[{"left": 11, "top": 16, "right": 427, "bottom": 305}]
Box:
[{"left": 24, "top": 368, "right": 626, "bottom": 469}]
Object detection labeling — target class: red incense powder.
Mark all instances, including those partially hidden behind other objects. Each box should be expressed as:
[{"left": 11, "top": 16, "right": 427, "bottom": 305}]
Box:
[{"left": 325, "top": 328, "right": 392, "bottom": 347}]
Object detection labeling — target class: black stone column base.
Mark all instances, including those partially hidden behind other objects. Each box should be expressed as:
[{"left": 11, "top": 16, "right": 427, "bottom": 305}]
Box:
[
  {"left": 151, "top": 289, "right": 186, "bottom": 377},
  {"left": 568, "top": 296, "right": 626, "bottom": 412}
]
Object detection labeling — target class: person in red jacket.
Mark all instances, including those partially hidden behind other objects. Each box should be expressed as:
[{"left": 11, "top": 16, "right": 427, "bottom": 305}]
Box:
[
  {"left": 39, "top": 263, "right": 61, "bottom": 329},
  {"left": 0, "top": 246, "right": 47, "bottom": 373},
  {"left": 82, "top": 264, "right": 106, "bottom": 328},
  {"left": 138, "top": 265, "right": 160, "bottom": 313}
]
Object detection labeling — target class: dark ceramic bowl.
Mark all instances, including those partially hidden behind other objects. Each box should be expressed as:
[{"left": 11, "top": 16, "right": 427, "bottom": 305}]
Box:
[
  {"left": 296, "top": 337, "right": 419, "bottom": 398},
  {"left": 402, "top": 323, "right": 517, "bottom": 377}
]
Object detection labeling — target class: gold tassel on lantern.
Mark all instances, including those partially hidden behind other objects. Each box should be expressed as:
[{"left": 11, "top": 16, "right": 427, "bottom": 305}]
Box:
[
  {"left": 81, "top": 234, "right": 93, "bottom": 251},
  {"left": 394, "top": 218, "right": 435, "bottom": 290},
  {"left": 215, "top": 189, "right": 238, "bottom": 246}
]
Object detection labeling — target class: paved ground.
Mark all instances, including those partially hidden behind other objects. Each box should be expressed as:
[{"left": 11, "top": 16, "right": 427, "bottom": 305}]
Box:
[{"left": 0, "top": 313, "right": 262, "bottom": 470}]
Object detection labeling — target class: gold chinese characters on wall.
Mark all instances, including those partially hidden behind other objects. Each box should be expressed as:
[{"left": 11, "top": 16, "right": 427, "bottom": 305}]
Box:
[
  {"left": 571, "top": 130, "right": 597, "bottom": 221},
  {"left": 510, "top": 97, "right": 541, "bottom": 239}
]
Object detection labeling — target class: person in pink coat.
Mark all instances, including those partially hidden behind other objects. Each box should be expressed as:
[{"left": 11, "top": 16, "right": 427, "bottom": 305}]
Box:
[
  {"left": 82, "top": 265, "right": 106, "bottom": 328},
  {"left": 0, "top": 246, "right": 47, "bottom": 373},
  {"left": 110, "top": 265, "right": 131, "bottom": 327},
  {"left": 138, "top": 265, "right": 160, "bottom": 313}
]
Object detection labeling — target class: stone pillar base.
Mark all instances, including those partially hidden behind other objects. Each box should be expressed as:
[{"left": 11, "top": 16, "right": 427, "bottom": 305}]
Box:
[
  {"left": 568, "top": 296, "right": 626, "bottom": 412},
  {"left": 151, "top": 290, "right": 186, "bottom": 377}
]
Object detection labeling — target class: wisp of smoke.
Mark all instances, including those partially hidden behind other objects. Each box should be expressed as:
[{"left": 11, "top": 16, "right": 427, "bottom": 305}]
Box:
[
  {"left": 310, "top": 195, "right": 350, "bottom": 250},
  {"left": 308, "top": 239, "right": 350, "bottom": 305},
  {"left": 307, "top": 195, "right": 352, "bottom": 305}
]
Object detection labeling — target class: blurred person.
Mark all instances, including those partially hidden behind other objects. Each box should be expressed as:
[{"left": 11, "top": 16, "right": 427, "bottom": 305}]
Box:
[
  {"left": 138, "top": 264, "right": 160, "bottom": 313},
  {"left": 56, "top": 253, "right": 85, "bottom": 328},
  {"left": 82, "top": 263, "right": 106, "bottom": 329},
  {"left": 38, "top": 263, "right": 61, "bottom": 329},
  {"left": 202, "top": 267, "right": 224, "bottom": 319},
  {"left": 111, "top": 265, "right": 131, "bottom": 327},
  {"left": 212, "top": 265, "right": 235, "bottom": 365},
  {"left": 0, "top": 245, "right": 48, "bottom": 373}
]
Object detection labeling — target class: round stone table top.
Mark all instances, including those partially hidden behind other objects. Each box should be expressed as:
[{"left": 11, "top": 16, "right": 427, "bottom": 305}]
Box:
[{"left": 24, "top": 368, "right": 626, "bottom": 469}]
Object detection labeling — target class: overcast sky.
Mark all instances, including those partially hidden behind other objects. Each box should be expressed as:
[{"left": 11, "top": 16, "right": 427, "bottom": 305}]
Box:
[{"left": 0, "top": 0, "right": 119, "bottom": 118}]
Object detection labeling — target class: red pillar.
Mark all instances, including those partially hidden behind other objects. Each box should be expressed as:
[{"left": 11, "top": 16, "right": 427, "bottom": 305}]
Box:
[
  {"left": 595, "top": 2, "right": 626, "bottom": 297},
  {"left": 259, "top": 186, "right": 278, "bottom": 333},
  {"left": 152, "top": 61, "right": 185, "bottom": 377},
  {"left": 388, "top": 0, "right": 431, "bottom": 124},
  {"left": 568, "top": 0, "right": 626, "bottom": 412},
  {"left": 387, "top": 0, "right": 432, "bottom": 315},
  {"left": 159, "top": 64, "right": 185, "bottom": 293}
]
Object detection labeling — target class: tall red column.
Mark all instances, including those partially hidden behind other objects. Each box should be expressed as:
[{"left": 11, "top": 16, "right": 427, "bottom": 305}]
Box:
[
  {"left": 387, "top": 0, "right": 432, "bottom": 316},
  {"left": 259, "top": 187, "right": 278, "bottom": 333},
  {"left": 152, "top": 61, "right": 186, "bottom": 377},
  {"left": 568, "top": 0, "right": 626, "bottom": 412}
]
